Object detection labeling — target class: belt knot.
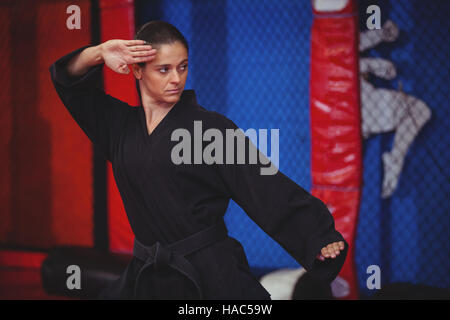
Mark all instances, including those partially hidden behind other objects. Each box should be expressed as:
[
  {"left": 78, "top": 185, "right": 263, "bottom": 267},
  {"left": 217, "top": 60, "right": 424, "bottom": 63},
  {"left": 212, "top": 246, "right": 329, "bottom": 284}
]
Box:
[
  {"left": 153, "top": 242, "right": 172, "bottom": 271},
  {"left": 132, "top": 221, "right": 228, "bottom": 299}
]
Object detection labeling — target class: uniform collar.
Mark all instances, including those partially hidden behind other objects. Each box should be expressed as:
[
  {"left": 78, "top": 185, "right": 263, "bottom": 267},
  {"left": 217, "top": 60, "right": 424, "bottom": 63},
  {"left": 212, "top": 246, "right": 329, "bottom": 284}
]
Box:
[{"left": 180, "top": 89, "right": 197, "bottom": 106}]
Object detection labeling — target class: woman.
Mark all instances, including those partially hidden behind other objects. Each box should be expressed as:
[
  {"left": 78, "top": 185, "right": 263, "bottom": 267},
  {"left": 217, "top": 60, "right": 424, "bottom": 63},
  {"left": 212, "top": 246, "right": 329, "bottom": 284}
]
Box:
[{"left": 50, "top": 21, "right": 347, "bottom": 299}]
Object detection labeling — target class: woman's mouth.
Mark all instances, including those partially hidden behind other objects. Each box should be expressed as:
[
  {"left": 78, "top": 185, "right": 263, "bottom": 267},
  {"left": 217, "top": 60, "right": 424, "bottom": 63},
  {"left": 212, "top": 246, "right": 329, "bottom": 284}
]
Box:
[{"left": 166, "top": 89, "right": 180, "bottom": 94}]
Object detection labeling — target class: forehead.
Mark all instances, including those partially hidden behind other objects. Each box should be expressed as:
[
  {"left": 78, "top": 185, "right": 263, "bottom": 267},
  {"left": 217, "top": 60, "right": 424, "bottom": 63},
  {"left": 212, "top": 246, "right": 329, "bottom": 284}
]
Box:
[{"left": 152, "top": 42, "right": 188, "bottom": 65}]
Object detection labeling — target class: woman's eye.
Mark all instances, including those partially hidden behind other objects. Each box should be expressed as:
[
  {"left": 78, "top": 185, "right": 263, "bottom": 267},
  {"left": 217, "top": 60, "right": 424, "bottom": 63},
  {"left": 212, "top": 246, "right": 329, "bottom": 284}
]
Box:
[
  {"left": 179, "top": 64, "right": 188, "bottom": 71},
  {"left": 159, "top": 67, "right": 169, "bottom": 73}
]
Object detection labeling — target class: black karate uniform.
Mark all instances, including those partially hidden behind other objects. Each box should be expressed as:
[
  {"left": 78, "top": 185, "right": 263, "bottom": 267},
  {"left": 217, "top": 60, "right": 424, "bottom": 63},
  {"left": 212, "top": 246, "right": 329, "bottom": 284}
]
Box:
[{"left": 50, "top": 46, "right": 348, "bottom": 300}]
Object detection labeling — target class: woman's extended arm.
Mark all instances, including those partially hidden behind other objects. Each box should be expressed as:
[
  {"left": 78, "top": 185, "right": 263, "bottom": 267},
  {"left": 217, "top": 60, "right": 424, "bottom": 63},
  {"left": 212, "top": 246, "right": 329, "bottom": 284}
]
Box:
[
  {"left": 214, "top": 117, "right": 348, "bottom": 283},
  {"left": 66, "top": 39, "right": 156, "bottom": 77}
]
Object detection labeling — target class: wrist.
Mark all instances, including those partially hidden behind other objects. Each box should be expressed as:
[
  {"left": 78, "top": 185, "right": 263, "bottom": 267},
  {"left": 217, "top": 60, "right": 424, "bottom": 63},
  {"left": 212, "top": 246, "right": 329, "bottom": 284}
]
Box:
[
  {"left": 93, "top": 44, "right": 105, "bottom": 65},
  {"left": 83, "top": 44, "right": 104, "bottom": 68}
]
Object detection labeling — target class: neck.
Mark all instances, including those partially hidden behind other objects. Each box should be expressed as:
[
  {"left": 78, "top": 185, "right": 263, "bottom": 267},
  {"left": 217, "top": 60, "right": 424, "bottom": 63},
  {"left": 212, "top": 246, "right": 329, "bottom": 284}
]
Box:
[{"left": 140, "top": 93, "right": 178, "bottom": 135}]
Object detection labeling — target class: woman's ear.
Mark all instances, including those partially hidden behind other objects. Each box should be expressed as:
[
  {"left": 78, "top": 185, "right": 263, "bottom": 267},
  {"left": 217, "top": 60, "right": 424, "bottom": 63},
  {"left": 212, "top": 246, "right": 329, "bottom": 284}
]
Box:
[{"left": 131, "top": 63, "right": 143, "bottom": 80}]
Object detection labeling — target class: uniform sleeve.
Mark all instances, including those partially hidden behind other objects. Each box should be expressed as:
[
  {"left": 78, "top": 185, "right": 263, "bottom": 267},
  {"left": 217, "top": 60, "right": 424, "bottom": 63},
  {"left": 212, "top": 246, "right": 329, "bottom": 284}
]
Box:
[
  {"left": 216, "top": 117, "right": 348, "bottom": 283},
  {"left": 49, "top": 46, "right": 132, "bottom": 161}
]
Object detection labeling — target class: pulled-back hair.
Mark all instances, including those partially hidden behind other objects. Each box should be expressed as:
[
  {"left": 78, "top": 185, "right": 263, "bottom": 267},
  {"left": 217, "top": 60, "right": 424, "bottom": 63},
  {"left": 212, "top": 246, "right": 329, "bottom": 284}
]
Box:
[{"left": 134, "top": 20, "right": 189, "bottom": 59}]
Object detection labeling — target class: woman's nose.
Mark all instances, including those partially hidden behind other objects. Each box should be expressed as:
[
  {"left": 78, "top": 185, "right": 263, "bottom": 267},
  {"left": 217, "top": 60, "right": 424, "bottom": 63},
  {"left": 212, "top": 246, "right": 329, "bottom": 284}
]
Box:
[{"left": 170, "top": 69, "right": 180, "bottom": 83}]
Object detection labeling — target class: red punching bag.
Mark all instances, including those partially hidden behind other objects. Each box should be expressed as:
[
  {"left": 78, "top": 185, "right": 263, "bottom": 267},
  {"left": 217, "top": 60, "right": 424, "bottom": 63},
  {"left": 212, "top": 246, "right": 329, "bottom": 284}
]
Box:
[{"left": 310, "top": 0, "right": 362, "bottom": 299}]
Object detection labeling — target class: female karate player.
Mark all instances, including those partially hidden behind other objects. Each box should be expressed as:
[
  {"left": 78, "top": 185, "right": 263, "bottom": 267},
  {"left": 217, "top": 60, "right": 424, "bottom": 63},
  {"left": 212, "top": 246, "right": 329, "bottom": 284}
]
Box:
[{"left": 50, "top": 21, "right": 347, "bottom": 299}]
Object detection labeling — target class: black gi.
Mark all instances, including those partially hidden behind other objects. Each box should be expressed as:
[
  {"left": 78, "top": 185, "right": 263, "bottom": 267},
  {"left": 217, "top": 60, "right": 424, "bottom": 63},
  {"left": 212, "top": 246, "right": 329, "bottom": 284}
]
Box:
[{"left": 50, "top": 47, "right": 348, "bottom": 300}]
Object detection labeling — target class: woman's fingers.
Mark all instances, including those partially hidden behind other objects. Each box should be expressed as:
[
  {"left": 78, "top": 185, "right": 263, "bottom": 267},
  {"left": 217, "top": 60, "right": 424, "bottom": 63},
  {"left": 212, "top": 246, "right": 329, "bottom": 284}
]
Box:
[
  {"left": 125, "top": 39, "right": 147, "bottom": 46},
  {"left": 319, "top": 241, "right": 346, "bottom": 259},
  {"left": 131, "top": 49, "right": 157, "bottom": 57},
  {"left": 129, "top": 45, "right": 154, "bottom": 52},
  {"left": 321, "top": 246, "right": 331, "bottom": 258},
  {"left": 121, "top": 48, "right": 156, "bottom": 65},
  {"left": 329, "top": 243, "right": 340, "bottom": 257},
  {"left": 129, "top": 56, "right": 156, "bottom": 64}
]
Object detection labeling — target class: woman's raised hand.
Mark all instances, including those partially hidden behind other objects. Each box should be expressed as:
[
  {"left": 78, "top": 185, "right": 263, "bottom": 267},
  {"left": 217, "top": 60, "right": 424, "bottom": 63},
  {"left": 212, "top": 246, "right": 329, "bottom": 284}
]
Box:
[{"left": 101, "top": 39, "right": 157, "bottom": 74}]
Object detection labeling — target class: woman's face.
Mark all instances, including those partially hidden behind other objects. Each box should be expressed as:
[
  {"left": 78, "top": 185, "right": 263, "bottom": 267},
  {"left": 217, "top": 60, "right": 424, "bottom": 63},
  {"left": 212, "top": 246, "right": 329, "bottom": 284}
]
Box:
[{"left": 134, "top": 41, "right": 188, "bottom": 107}]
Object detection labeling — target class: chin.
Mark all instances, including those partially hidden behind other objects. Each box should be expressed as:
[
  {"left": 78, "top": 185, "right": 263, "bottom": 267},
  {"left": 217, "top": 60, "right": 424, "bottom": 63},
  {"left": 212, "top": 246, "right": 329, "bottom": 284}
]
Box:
[{"left": 164, "top": 94, "right": 182, "bottom": 103}]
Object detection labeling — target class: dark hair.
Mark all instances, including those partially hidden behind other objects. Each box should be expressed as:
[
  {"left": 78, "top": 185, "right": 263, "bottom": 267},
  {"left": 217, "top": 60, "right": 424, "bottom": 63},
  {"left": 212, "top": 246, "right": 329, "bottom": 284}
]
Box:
[{"left": 135, "top": 20, "right": 189, "bottom": 65}]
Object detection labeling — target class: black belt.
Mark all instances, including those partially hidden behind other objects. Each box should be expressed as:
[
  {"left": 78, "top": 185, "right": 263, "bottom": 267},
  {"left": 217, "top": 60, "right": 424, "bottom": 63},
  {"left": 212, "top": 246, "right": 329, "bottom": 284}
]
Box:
[{"left": 133, "top": 221, "right": 228, "bottom": 299}]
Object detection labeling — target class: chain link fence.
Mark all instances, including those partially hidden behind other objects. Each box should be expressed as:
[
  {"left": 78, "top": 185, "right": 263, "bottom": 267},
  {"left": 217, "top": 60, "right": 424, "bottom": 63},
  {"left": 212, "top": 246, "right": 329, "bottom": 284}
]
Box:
[{"left": 356, "top": 0, "right": 449, "bottom": 297}]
